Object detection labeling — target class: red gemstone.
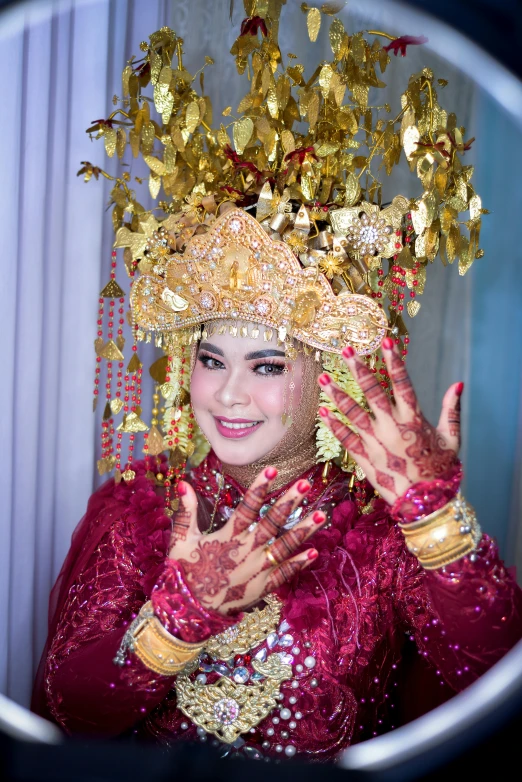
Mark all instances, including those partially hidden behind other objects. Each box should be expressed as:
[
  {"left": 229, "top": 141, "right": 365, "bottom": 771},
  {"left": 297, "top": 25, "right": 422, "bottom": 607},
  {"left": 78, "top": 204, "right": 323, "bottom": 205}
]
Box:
[
  {"left": 243, "top": 654, "right": 252, "bottom": 665},
  {"left": 234, "top": 655, "right": 243, "bottom": 666}
]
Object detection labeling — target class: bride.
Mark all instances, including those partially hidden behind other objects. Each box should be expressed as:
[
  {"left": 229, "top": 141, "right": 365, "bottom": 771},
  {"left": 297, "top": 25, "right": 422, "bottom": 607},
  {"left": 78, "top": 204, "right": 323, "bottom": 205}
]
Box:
[
  {"left": 31, "top": 209, "right": 522, "bottom": 762},
  {"left": 31, "top": 5, "right": 522, "bottom": 763}
]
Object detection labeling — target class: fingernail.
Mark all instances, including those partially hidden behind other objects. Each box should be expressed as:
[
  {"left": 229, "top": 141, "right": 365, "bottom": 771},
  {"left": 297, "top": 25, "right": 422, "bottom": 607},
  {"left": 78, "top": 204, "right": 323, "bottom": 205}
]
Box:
[
  {"left": 382, "top": 337, "right": 394, "bottom": 350},
  {"left": 318, "top": 406, "right": 329, "bottom": 417},
  {"left": 456, "top": 381, "right": 464, "bottom": 396},
  {"left": 342, "top": 345, "right": 355, "bottom": 359},
  {"left": 308, "top": 549, "right": 318, "bottom": 561},
  {"left": 313, "top": 511, "right": 325, "bottom": 525},
  {"left": 297, "top": 480, "right": 311, "bottom": 494},
  {"left": 265, "top": 466, "right": 278, "bottom": 480},
  {"left": 318, "top": 373, "right": 330, "bottom": 386},
  {"left": 178, "top": 481, "right": 187, "bottom": 496}
]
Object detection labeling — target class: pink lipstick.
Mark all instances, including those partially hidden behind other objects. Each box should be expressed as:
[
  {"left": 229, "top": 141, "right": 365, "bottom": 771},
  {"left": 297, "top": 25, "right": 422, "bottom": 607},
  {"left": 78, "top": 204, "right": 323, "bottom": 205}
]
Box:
[{"left": 213, "top": 415, "right": 263, "bottom": 439}]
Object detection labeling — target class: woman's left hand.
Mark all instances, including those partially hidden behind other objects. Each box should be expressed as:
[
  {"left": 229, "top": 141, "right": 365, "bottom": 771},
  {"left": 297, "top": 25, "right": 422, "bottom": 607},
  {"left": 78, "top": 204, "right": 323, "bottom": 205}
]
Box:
[{"left": 317, "top": 337, "right": 464, "bottom": 505}]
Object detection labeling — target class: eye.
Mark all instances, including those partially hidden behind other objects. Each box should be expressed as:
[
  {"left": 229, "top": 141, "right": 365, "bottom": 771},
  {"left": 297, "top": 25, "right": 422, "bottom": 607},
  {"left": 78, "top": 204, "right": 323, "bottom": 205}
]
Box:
[
  {"left": 253, "top": 362, "right": 286, "bottom": 376},
  {"left": 197, "top": 353, "right": 225, "bottom": 371}
]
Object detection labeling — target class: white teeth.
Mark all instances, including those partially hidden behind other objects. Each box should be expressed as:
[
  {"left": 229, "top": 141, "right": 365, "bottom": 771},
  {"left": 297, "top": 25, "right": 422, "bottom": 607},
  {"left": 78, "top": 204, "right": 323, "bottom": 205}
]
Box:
[{"left": 220, "top": 420, "right": 259, "bottom": 430}]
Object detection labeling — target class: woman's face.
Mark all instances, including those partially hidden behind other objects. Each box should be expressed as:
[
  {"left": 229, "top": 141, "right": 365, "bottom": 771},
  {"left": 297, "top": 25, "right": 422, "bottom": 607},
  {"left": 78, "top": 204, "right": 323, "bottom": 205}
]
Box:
[{"left": 190, "top": 325, "right": 304, "bottom": 466}]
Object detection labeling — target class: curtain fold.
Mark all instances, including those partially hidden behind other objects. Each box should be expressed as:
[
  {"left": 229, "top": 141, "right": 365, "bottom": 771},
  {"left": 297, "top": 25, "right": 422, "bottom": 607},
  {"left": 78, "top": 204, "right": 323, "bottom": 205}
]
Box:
[{"left": 0, "top": 0, "right": 520, "bottom": 708}]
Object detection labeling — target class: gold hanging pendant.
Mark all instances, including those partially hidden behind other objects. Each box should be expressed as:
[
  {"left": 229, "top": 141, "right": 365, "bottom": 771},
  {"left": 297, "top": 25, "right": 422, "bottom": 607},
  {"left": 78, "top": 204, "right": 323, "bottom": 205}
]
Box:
[{"left": 174, "top": 596, "right": 288, "bottom": 744}]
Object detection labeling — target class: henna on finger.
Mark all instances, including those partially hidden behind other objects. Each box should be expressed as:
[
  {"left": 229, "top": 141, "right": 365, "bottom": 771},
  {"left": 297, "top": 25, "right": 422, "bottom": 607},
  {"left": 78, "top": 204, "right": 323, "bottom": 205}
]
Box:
[
  {"left": 252, "top": 498, "right": 296, "bottom": 548},
  {"left": 263, "top": 559, "right": 304, "bottom": 593},
  {"left": 352, "top": 361, "right": 394, "bottom": 416},
  {"left": 318, "top": 406, "right": 370, "bottom": 459},
  {"left": 171, "top": 496, "right": 192, "bottom": 542},
  {"left": 265, "top": 525, "right": 310, "bottom": 565},
  {"left": 387, "top": 348, "right": 418, "bottom": 411},
  {"left": 232, "top": 478, "right": 272, "bottom": 536},
  {"left": 328, "top": 383, "right": 375, "bottom": 435},
  {"left": 448, "top": 395, "right": 461, "bottom": 444}
]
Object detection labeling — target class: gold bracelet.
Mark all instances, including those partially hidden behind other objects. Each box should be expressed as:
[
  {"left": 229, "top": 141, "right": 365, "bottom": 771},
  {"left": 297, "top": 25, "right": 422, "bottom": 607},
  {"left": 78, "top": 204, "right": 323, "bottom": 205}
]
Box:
[
  {"left": 398, "top": 493, "right": 482, "bottom": 570},
  {"left": 115, "top": 601, "right": 204, "bottom": 676}
]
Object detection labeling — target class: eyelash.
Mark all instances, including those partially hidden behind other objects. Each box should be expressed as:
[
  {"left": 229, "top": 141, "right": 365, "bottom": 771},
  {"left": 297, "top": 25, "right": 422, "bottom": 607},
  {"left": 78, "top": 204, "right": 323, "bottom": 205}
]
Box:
[{"left": 197, "top": 353, "right": 286, "bottom": 377}]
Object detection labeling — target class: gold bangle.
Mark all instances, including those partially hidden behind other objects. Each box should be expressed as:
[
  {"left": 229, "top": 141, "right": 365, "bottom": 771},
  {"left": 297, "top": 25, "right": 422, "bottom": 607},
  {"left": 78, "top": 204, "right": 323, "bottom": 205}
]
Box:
[
  {"left": 129, "top": 601, "right": 204, "bottom": 676},
  {"left": 264, "top": 546, "right": 278, "bottom": 568},
  {"left": 398, "top": 493, "right": 482, "bottom": 570}
]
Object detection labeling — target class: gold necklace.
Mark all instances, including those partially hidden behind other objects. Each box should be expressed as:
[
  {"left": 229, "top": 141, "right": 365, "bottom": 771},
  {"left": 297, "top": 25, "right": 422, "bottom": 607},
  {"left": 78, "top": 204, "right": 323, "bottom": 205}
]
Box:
[{"left": 203, "top": 472, "right": 225, "bottom": 535}]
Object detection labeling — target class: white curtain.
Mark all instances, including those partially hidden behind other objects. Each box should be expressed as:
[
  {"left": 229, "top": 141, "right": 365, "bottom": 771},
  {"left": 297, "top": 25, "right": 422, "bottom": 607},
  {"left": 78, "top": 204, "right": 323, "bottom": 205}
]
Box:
[{"left": 1, "top": 0, "right": 520, "bottom": 708}]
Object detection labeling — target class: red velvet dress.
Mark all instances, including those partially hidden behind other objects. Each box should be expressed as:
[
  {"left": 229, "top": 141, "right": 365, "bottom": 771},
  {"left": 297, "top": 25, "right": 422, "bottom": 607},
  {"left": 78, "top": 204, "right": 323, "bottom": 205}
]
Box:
[{"left": 32, "top": 454, "right": 522, "bottom": 762}]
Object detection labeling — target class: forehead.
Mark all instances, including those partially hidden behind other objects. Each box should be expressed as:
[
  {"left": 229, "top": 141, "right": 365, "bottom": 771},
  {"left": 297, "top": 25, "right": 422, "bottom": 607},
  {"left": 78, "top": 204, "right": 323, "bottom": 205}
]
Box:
[{"left": 199, "top": 322, "right": 283, "bottom": 356}]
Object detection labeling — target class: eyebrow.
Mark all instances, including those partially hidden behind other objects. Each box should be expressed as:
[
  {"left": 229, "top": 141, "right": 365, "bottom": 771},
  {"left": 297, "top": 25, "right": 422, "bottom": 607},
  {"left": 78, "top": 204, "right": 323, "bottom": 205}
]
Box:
[{"left": 198, "top": 342, "right": 285, "bottom": 360}]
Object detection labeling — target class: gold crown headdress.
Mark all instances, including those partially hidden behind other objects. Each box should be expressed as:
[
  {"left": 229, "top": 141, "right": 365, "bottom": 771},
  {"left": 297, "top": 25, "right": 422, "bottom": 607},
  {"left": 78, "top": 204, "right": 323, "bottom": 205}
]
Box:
[{"left": 83, "top": 1, "right": 484, "bottom": 505}]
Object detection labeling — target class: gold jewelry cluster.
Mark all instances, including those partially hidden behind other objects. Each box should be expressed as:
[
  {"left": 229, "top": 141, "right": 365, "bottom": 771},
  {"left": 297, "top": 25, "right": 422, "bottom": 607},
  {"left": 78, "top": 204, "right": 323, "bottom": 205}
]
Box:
[
  {"left": 116, "top": 594, "right": 290, "bottom": 744},
  {"left": 398, "top": 493, "right": 481, "bottom": 570}
]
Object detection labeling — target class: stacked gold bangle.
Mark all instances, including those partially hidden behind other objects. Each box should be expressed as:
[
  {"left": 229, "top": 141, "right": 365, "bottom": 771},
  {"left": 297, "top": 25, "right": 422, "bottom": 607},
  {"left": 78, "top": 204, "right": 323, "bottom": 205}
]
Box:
[
  {"left": 398, "top": 493, "right": 482, "bottom": 570},
  {"left": 114, "top": 601, "right": 204, "bottom": 675}
]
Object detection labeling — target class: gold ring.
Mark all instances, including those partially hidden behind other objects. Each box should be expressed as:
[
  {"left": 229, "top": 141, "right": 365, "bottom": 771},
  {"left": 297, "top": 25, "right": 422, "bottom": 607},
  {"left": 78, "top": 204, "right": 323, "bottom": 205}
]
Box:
[{"left": 264, "top": 546, "right": 278, "bottom": 568}]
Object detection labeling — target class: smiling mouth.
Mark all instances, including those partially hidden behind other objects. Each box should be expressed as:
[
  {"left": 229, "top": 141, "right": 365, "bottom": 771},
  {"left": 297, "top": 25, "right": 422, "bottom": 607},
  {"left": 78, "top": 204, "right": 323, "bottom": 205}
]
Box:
[
  {"left": 213, "top": 416, "right": 263, "bottom": 438},
  {"left": 218, "top": 420, "right": 261, "bottom": 430}
]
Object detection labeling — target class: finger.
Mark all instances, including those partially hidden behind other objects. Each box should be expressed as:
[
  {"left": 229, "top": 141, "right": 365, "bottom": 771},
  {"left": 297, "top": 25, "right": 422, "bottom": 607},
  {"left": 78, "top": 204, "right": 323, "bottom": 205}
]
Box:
[
  {"left": 231, "top": 466, "right": 278, "bottom": 536},
  {"left": 263, "top": 549, "right": 319, "bottom": 595},
  {"left": 170, "top": 481, "right": 198, "bottom": 544},
  {"left": 381, "top": 337, "right": 419, "bottom": 413},
  {"left": 318, "top": 406, "right": 371, "bottom": 463},
  {"left": 437, "top": 381, "right": 463, "bottom": 451},
  {"left": 340, "top": 345, "right": 393, "bottom": 417},
  {"left": 252, "top": 479, "right": 312, "bottom": 549},
  {"left": 318, "top": 370, "right": 375, "bottom": 435},
  {"left": 264, "top": 511, "right": 326, "bottom": 566}
]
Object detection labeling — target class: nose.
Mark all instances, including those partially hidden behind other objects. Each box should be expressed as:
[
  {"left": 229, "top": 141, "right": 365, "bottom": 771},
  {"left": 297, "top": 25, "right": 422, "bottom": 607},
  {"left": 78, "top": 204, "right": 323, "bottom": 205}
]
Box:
[{"left": 213, "top": 368, "right": 251, "bottom": 409}]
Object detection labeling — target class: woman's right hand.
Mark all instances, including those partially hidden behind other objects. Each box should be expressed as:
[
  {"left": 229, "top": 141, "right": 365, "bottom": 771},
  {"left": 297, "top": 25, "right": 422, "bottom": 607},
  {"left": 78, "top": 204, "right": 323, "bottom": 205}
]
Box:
[{"left": 168, "top": 467, "right": 325, "bottom": 617}]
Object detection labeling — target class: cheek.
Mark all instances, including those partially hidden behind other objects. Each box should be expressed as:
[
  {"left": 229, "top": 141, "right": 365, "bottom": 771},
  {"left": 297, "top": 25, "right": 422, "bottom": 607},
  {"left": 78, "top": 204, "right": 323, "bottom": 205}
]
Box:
[{"left": 190, "top": 365, "right": 216, "bottom": 412}]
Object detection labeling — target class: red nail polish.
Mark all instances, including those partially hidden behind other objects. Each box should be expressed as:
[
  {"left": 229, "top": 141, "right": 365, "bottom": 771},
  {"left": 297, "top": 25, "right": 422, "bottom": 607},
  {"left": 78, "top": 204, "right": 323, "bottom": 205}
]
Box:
[
  {"left": 318, "top": 406, "right": 329, "bottom": 417},
  {"left": 456, "top": 381, "right": 464, "bottom": 396},
  {"left": 382, "top": 337, "right": 394, "bottom": 350},
  {"left": 313, "top": 511, "right": 325, "bottom": 525},
  {"left": 265, "top": 466, "right": 278, "bottom": 480},
  {"left": 178, "top": 481, "right": 187, "bottom": 496},
  {"left": 342, "top": 345, "right": 355, "bottom": 359},
  {"left": 318, "top": 373, "right": 330, "bottom": 386},
  {"left": 308, "top": 549, "right": 318, "bottom": 561},
  {"left": 297, "top": 480, "right": 311, "bottom": 494}
]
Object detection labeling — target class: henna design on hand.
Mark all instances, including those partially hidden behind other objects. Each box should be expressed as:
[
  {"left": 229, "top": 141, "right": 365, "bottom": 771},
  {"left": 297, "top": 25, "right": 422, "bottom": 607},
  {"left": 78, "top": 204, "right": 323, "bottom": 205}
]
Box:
[
  {"left": 398, "top": 414, "right": 456, "bottom": 478},
  {"left": 384, "top": 448, "right": 408, "bottom": 475},
  {"left": 375, "top": 469, "right": 396, "bottom": 493},
  {"left": 252, "top": 499, "right": 295, "bottom": 548},
  {"left": 178, "top": 539, "right": 244, "bottom": 602},
  {"left": 353, "top": 361, "right": 393, "bottom": 416},
  {"left": 171, "top": 497, "right": 191, "bottom": 542},
  {"left": 389, "top": 350, "right": 418, "bottom": 411},
  {"left": 222, "top": 583, "right": 247, "bottom": 604},
  {"left": 266, "top": 525, "right": 309, "bottom": 565},
  {"left": 264, "top": 560, "right": 303, "bottom": 593},
  {"left": 232, "top": 479, "right": 270, "bottom": 536},
  {"left": 320, "top": 408, "right": 369, "bottom": 459},
  {"left": 448, "top": 396, "right": 461, "bottom": 444},
  {"left": 329, "top": 384, "right": 374, "bottom": 434}
]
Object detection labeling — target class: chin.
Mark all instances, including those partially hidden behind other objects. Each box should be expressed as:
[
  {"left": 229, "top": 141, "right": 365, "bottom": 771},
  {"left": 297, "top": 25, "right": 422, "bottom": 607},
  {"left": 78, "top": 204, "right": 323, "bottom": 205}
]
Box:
[{"left": 209, "top": 437, "right": 268, "bottom": 466}]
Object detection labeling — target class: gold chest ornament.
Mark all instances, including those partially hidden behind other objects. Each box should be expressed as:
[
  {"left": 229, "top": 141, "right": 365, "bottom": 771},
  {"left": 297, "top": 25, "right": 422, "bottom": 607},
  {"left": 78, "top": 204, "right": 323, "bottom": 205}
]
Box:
[{"left": 175, "top": 595, "right": 295, "bottom": 744}]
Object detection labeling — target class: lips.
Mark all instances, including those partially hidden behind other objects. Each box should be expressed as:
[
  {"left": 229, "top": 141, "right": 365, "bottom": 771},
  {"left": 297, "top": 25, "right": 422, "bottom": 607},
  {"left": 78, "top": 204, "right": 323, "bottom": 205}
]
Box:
[{"left": 213, "top": 415, "right": 263, "bottom": 439}]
